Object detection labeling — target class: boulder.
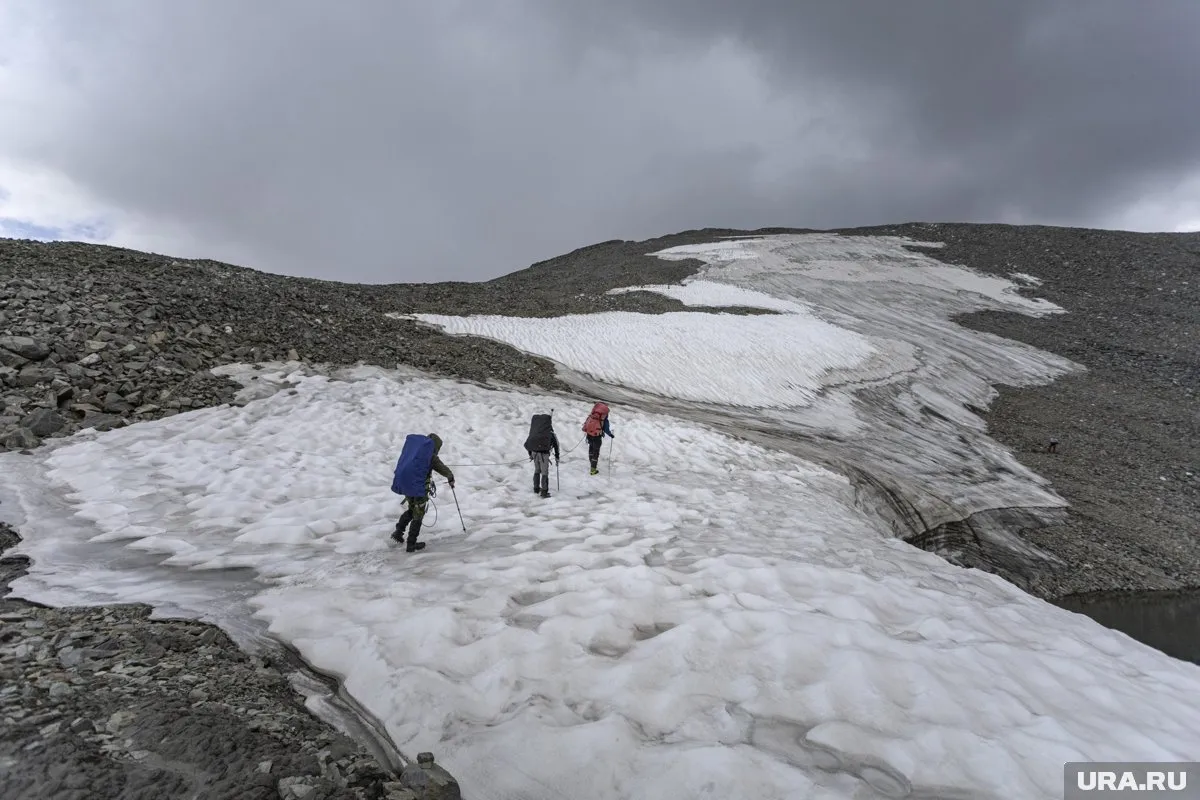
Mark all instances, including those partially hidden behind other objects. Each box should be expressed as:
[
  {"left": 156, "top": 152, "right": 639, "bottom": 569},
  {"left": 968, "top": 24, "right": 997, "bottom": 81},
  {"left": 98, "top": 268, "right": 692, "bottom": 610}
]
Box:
[
  {"left": 0, "top": 335, "right": 50, "bottom": 361},
  {"left": 3, "top": 427, "right": 40, "bottom": 450},
  {"left": 103, "top": 393, "right": 132, "bottom": 414},
  {"left": 16, "top": 366, "right": 56, "bottom": 388},
  {"left": 21, "top": 408, "right": 67, "bottom": 437},
  {"left": 0, "top": 348, "right": 29, "bottom": 369},
  {"left": 79, "top": 413, "right": 126, "bottom": 432}
]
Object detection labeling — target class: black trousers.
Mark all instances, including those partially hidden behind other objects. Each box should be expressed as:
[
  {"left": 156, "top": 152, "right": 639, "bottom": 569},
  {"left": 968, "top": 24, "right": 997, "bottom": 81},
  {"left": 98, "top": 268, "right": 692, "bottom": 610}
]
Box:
[
  {"left": 396, "top": 496, "right": 428, "bottom": 545},
  {"left": 587, "top": 435, "right": 603, "bottom": 468}
]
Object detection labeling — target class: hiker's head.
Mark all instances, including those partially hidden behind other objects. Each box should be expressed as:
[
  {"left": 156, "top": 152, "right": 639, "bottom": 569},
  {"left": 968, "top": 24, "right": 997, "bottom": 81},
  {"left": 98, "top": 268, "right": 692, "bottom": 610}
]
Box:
[{"left": 428, "top": 433, "right": 443, "bottom": 452}]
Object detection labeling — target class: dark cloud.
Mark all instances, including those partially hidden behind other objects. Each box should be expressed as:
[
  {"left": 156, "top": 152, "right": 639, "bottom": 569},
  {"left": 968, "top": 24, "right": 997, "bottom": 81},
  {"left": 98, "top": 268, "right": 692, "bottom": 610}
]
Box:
[
  {"left": 556, "top": 0, "right": 1200, "bottom": 222},
  {"left": 2, "top": 1, "right": 1198, "bottom": 282}
]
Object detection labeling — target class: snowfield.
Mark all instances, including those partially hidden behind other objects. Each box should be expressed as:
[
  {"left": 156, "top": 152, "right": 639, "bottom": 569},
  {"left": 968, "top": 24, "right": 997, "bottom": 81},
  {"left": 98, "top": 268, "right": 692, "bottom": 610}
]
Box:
[
  {"left": 2, "top": 233, "right": 1198, "bottom": 800},
  {"left": 408, "top": 306, "right": 877, "bottom": 409}
]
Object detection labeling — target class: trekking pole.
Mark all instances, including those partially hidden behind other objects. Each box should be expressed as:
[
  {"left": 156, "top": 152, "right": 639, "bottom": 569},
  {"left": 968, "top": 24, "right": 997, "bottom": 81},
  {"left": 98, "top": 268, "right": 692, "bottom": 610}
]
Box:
[
  {"left": 607, "top": 437, "right": 613, "bottom": 475},
  {"left": 555, "top": 457, "right": 560, "bottom": 492},
  {"left": 450, "top": 484, "right": 467, "bottom": 532}
]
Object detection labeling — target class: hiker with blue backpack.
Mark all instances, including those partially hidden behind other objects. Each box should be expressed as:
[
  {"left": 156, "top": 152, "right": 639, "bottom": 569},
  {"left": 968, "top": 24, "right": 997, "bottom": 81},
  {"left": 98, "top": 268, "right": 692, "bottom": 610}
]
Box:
[
  {"left": 391, "top": 432, "right": 455, "bottom": 553},
  {"left": 582, "top": 402, "right": 614, "bottom": 475}
]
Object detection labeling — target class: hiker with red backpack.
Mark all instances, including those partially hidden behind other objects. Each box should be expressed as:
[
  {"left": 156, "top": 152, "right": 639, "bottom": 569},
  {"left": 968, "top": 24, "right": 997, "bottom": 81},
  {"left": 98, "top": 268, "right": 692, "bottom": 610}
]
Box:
[
  {"left": 582, "top": 402, "right": 614, "bottom": 475},
  {"left": 390, "top": 432, "right": 455, "bottom": 553}
]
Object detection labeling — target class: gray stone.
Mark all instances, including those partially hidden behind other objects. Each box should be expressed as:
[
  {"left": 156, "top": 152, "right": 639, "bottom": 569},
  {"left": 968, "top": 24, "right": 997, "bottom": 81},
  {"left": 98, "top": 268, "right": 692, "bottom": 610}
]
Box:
[
  {"left": 277, "top": 776, "right": 320, "bottom": 800},
  {"left": 16, "top": 366, "right": 55, "bottom": 388},
  {"left": 105, "top": 710, "right": 135, "bottom": 734},
  {"left": 48, "top": 682, "right": 72, "bottom": 700},
  {"left": 3, "top": 427, "right": 39, "bottom": 450},
  {"left": 0, "top": 335, "right": 50, "bottom": 361},
  {"left": 69, "top": 717, "right": 96, "bottom": 735},
  {"left": 102, "top": 393, "right": 132, "bottom": 414},
  {"left": 0, "top": 348, "right": 29, "bottom": 369},
  {"left": 21, "top": 408, "right": 67, "bottom": 437},
  {"left": 383, "top": 782, "right": 420, "bottom": 800},
  {"left": 58, "top": 646, "right": 89, "bottom": 668},
  {"left": 80, "top": 413, "right": 126, "bottom": 432}
]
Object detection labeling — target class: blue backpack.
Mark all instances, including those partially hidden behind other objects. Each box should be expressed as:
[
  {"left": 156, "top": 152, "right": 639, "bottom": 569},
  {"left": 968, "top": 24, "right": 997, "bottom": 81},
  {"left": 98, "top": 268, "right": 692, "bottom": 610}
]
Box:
[{"left": 391, "top": 434, "right": 435, "bottom": 497}]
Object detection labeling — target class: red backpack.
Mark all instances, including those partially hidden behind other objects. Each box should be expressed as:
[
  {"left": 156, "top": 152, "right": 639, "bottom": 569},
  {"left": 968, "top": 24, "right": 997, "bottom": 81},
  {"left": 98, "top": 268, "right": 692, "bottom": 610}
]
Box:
[{"left": 582, "top": 402, "right": 609, "bottom": 436}]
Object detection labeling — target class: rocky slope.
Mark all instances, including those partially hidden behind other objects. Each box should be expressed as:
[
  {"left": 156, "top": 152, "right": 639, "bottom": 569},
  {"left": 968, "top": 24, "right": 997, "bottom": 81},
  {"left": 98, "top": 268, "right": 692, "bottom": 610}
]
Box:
[{"left": 859, "top": 223, "right": 1198, "bottom": 599}]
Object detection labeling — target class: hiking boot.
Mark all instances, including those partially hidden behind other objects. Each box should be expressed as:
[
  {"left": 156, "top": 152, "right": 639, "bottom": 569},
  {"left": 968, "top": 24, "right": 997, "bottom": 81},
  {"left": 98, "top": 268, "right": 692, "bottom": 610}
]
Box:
[
  {"left": 391, "top": 529, "right": 406, "bottom": 543},
  {"left": 406, "top": 541, "right": 427, "bottom": 553},
  {"left": 405, "top": 520, "right": 423, "bottom": 552},
  {"left": 540, "top": 490, "right": 551, "bottom": 498},
  {"left": 589, "top": 467, "right": 599, "bottom": 475}
]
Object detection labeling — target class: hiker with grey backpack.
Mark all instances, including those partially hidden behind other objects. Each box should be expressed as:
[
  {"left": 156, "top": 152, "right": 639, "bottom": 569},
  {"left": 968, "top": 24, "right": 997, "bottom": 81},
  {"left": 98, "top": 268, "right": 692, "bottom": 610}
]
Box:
[{"left": 524, "top": 413, "right": 560, "bottom": 498}]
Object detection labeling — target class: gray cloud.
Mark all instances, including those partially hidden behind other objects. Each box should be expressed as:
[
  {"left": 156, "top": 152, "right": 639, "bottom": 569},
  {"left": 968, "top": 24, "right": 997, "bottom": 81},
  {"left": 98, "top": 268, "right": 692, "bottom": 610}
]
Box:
[{"left": 2, "top": 0, "right": 1199, "bottom": 282}]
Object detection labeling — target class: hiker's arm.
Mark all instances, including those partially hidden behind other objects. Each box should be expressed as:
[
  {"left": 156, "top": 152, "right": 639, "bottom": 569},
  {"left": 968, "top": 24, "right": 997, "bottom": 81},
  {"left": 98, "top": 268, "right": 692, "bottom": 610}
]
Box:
[
  {"left": 551, "top": 432, "right": 560, "bottom": 460},
  {"left": 603, "top": 417, "right": 613, "bottom": 437},
  {"left": 431, "top": 455, "right": 455, "bottom": 484}
]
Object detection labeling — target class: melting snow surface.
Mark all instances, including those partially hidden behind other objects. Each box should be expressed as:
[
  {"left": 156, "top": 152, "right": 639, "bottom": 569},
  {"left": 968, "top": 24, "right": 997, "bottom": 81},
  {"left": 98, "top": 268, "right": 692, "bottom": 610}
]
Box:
[
  {"left": 607, "top": 279, "right": 813, "bottom": 314},
  {"left": 413, "top": 235, "right": 1064, "bottom": 415},
  {"left": 409, "top": 308, "right": 876, "bottom": 409},
  {"left": 1010, "top": 272, "right": 1044, "bottom": 287},
  {"left": 1, "top": 368, "right": 1197, "bottom": 799},
  {"left": 650, "top": 235, "right": 1062, "bottom": 316}
]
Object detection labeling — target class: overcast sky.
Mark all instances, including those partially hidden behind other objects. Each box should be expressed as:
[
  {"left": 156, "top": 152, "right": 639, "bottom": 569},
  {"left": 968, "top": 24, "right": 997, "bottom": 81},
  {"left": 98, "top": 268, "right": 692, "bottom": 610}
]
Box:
[{"left": 2, "top": 1, "right": 1199, "bottom": 283}]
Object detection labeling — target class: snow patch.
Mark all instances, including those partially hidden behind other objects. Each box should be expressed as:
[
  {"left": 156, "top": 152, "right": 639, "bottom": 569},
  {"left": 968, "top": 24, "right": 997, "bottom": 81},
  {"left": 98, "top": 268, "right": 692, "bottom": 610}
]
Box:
[
  {"left": 412, "top": 310, "right": 876, "bottom": 409},
  {"left": 1, "top": 370, "right": 1196, "bottom": 800},
  {"left": 607, "top": 279, "right": 811, "bottom": 314}
]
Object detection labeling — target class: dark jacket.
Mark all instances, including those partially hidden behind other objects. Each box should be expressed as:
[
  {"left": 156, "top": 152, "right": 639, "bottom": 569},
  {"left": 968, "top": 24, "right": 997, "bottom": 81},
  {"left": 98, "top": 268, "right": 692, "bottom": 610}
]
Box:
[{"left": 427, "top": 433, "right": 454, "bottom": 487}]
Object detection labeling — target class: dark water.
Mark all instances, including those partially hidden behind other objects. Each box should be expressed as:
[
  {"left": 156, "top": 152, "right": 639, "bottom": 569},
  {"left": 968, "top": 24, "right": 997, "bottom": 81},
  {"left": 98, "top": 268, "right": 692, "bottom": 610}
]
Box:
[{"left": 1054, "top": 590, "right": 1200, "bottom": 666}]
